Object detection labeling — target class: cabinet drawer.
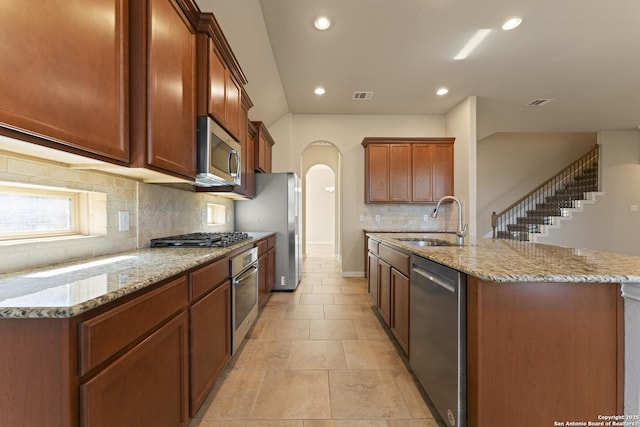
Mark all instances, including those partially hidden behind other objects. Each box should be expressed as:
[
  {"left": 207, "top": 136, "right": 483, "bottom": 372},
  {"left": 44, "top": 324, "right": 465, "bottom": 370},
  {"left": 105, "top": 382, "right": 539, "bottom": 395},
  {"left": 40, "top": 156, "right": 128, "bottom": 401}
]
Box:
[
  {"left": 79, "top": 276, "right": 188, "bottom": 375},
  {"left": 191, "top": 258, "right": 228, "bottom": 301},
  {"left": 379, "top": 244, "right": 409, "bottom": 276},
  {"left": 368, "top": 238, "right": 379, "bottom": 254}
]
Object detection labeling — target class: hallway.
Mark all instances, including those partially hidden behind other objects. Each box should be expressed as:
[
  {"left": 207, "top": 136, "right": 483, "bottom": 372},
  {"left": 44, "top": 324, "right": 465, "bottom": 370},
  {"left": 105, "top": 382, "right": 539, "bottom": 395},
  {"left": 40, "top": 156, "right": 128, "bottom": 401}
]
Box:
[{"left": 190, "top": 245, "right": 439, "bottom": 426}]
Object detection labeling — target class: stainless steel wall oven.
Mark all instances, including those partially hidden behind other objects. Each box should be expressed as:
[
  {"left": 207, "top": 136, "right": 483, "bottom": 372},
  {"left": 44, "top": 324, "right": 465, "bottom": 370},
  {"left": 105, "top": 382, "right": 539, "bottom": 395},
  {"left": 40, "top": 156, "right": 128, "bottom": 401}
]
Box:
[{"left": 230, "top": 247, "right": 259, "bottom": 354}]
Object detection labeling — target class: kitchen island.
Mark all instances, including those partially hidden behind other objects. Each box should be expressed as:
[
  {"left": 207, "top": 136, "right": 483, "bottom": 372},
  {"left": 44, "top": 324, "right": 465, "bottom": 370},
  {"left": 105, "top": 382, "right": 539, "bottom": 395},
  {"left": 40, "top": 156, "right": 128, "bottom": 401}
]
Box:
[
  {"left": 0, "top": 232, "right": 273, "bottom": 427},
  {"left": 367, "top": 232, "right": 640, "bottom": 427}
]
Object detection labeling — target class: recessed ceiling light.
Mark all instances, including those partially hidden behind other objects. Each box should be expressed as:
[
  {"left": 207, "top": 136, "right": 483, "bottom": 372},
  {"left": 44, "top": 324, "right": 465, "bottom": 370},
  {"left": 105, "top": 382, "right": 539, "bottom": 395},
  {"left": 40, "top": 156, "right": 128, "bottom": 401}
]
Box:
[
  {"left": 314, "top": 87, "right": 326, "bottom": 95},
  {"left": 454, "top": 29, "right": 492, "bottom": 60},
  {"left": 502, "top": 17, "right": 522, "bottom": 30},
  {"left": 436, "top": 88, "right": 449, "bottom": 96},
  {"left": 314, "top": 16, "right": 331, "bottom": 30}
]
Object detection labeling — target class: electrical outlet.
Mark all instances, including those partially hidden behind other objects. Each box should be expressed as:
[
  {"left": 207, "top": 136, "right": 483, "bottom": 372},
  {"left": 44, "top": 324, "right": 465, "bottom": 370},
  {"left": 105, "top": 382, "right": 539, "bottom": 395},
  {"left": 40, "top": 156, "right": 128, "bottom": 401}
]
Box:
[
  {"left": 423, "top": 214, "right": 429, "bottom": 222},
  {"left": 118, "top": 211, "right": 129, "bottom": 232},
  {"left": 375, "top": 215, "right": 381, "bottom": 222},
  {"left": 359, "top": 214, "right": 364, "bottom": 222}
]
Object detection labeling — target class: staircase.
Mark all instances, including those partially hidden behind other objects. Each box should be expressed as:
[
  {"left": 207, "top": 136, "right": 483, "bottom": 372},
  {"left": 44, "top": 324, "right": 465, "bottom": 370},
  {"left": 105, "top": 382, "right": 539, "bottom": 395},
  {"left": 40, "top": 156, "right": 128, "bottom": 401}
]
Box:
[{"left": 491, "top": 145, "right": 600, "bottom": 242}]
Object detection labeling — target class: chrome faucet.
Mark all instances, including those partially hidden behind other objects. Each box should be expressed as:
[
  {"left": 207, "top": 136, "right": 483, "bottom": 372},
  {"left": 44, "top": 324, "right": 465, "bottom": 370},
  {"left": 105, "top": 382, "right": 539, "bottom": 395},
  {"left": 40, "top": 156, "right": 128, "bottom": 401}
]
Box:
[{"left": 431, "top": 195, "right": 468, "bottom": 246}]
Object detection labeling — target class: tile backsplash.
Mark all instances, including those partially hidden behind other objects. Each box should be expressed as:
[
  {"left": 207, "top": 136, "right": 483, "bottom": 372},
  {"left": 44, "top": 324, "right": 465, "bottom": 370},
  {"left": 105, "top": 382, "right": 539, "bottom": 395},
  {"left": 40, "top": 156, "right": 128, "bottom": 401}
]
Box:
[
  {"left": 362, "top": 203, "right": 457, "bottom": 232},
  {"left": 0, "top": 153, "right": 233, "bottom": 274}
]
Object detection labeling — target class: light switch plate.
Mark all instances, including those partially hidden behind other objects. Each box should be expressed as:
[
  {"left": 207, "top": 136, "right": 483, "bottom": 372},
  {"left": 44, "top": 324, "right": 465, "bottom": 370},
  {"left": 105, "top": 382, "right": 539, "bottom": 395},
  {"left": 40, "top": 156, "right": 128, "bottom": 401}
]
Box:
[{"left": 118, "top": 211, "right": 130, "bottom": 231}]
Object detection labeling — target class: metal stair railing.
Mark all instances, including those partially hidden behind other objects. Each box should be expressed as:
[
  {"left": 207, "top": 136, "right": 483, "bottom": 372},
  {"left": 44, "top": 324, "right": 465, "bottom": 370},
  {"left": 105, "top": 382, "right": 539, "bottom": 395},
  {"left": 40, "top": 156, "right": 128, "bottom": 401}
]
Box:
[{"left": 491, "top": 145, "right": 599, "bottom": 240}]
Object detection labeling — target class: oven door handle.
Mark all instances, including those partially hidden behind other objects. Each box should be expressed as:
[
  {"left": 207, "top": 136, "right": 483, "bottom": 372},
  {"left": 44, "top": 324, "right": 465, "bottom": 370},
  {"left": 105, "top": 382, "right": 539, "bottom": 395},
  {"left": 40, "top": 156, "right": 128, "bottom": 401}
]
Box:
[{"left": 232, "top": 264, "right": 259, "bottom": 285}]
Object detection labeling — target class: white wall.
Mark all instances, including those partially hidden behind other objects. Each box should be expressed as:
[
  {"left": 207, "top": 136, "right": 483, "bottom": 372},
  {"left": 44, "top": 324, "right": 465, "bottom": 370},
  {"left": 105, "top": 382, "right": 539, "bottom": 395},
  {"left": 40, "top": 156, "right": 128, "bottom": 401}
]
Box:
[
  {"left": 477, "top": 132, "right": 597, "bottom": 237},
  {"left": 446, "top": 97, "right": 477, "bottom": 237},
  {"left": 305, "top": 165, "right": 335, "bottom": 244},
  {"left": 268, "top": 113, "right": 446, "bottom": 275}
]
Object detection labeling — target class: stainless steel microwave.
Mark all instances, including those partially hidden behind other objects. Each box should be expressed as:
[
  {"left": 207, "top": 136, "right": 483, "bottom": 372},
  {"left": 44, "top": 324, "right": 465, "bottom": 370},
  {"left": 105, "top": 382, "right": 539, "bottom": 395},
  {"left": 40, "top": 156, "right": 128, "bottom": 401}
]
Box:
[{"left": 195, "top": 116, "right": 241, "bottom": 187}]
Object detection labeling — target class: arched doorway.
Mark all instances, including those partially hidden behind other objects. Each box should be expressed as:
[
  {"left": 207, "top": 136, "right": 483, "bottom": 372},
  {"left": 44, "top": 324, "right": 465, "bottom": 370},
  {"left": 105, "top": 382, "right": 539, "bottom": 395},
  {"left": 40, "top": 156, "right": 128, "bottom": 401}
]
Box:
[
  {"left": 305, "top": 164, "right": 335, "bottom": 257},
  {"left": 301, "top": 141, "right": 342, "bottom": 260}
]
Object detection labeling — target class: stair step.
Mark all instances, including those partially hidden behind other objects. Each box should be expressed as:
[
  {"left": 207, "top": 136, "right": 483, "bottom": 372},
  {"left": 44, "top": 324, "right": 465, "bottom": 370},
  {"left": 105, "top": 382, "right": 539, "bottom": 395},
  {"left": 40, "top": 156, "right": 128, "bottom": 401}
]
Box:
[
  {"left": 536, "top": 201, "right": 575, "bottom": 209},
  {"left": 527, "top": 208, "right": 563, "bottom": 216},
  {"left": 507, "top": 223, "right": 540, "bottom": 233},
  {"left": 518, "top": 216, "right": 553, "bottom": 225}
]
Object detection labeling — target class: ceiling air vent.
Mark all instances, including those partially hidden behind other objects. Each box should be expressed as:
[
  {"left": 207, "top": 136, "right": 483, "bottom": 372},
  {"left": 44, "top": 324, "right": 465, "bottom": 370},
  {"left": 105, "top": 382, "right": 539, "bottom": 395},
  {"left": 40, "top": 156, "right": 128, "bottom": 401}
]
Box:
[
  {"left": 527, "top": 98, "right": 554, "bottom": 106},
  {"left": 352, "top": 91, "right": 374, "bottom": 101}
]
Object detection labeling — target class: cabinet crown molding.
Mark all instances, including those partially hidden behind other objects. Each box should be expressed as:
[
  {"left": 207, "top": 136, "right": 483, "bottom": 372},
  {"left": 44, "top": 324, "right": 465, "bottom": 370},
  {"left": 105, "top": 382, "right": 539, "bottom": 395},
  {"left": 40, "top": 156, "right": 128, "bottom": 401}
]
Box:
[{"left": 197, "top": 13, "right": 248, "bottom": 86}]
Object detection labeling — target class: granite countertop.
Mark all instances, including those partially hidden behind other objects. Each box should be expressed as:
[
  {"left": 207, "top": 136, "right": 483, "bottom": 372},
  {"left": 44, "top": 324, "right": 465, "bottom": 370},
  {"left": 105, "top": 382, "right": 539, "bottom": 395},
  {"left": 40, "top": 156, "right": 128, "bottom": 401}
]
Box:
[
  {"left": 368, "top": 232, "right": 640, "bottom": 283},
  {"left": 0, "top": 232, "right": 273, "bottom": 319}
]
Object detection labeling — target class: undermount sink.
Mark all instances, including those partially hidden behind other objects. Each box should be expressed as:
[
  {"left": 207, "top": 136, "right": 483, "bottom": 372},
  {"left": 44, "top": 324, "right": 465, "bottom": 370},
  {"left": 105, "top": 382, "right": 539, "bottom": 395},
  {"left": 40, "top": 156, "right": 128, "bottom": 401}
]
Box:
[{"left": 395, "top": 237, "right": 457, "bottom": 247}]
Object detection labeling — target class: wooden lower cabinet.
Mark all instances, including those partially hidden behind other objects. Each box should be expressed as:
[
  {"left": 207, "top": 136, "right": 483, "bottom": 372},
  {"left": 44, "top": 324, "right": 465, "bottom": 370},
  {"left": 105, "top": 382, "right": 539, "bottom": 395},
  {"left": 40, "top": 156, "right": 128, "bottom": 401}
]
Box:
[
  {"left": 257, "top": 236, "right": 276, "bottom": 308},
  {"left": 257, "top": 251, "right": 268, "bottom": 307},
  {"left": 367, "top": 251, "right": 379, "bottom": 305},
  {"left": 267, "top": 245, "right": 276, "bottom": 293},
  {"left": 189, "top": 281, "right": 230, "bottom": 416},
  {"left": 80, "top": 311, "right": 189, "bottom": 427},
  {"left": 377, "top": 259, "right": 391, "bottom": 325},
  {"left": 390, "top": 269, "right": 409, "bottom": 354}
]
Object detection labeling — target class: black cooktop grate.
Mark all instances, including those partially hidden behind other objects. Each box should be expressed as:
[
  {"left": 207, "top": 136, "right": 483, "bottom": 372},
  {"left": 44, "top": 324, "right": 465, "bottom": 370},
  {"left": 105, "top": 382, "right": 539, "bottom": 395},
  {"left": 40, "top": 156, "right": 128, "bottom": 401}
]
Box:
[{"left": 150, "top": 232, "right": 252, "bottom": 248}]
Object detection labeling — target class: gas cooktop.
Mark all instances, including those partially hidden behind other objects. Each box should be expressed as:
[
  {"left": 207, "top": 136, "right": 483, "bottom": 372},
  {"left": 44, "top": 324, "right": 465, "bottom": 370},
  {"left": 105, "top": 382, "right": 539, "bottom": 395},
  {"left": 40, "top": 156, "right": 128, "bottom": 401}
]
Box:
[{"left": 150, "top": 232, "right": 252, "bottom": 248}]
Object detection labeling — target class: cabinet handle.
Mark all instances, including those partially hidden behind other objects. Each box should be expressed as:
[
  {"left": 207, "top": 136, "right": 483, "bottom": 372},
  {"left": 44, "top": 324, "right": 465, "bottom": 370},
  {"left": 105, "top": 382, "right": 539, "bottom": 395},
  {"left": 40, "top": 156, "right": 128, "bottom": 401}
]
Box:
[
  {"left": 412, "top": 266, "right": 455, "bottom": 293},
  {"left": 228, "top": 149, "right": 240, "bottom": 178}
]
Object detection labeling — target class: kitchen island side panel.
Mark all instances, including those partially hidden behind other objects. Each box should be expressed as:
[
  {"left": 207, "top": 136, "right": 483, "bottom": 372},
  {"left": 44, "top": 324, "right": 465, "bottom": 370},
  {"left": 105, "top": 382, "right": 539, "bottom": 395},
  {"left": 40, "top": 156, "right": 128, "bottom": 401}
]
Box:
[{"left": 467, "top": 277, "right": 623, "bottom": 427}]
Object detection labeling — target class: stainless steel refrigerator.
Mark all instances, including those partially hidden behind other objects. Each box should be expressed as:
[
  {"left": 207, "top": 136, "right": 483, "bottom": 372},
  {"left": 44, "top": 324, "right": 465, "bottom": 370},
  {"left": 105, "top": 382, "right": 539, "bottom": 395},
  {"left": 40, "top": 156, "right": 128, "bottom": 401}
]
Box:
[{"left": 234, "top": 172, "right": 302, "bottom": 290}]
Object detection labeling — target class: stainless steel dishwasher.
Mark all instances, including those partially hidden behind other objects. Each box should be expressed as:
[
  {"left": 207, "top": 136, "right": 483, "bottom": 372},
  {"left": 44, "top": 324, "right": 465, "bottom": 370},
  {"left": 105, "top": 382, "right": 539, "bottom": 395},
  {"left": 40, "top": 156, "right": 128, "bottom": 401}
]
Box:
[{"left": 410, "top": 255, "right": 466, "bottom": 427}]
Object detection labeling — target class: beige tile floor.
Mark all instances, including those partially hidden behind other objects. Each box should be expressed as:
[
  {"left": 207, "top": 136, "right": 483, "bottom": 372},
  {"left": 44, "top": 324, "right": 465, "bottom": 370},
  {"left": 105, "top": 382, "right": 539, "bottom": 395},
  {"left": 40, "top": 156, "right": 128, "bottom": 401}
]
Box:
[{"left": 190, "top": 244, "right": 440, "bottom": 427}]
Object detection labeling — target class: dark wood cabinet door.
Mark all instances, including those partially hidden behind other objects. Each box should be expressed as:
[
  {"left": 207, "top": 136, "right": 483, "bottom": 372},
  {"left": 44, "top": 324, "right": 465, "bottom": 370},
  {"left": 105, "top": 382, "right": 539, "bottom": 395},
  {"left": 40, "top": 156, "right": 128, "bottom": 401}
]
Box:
[
  {"left": 258, "top": 253, "right": 268, "bottom": 307},
  {"left": 267, "top": 247, "right": 276, "bottom": 293},
  {"left": 189, "top": 281, "right": 230, "bottom": 416},
  {"left": 225, "top": 74, "right": 241, "bottom": 140},
  {"left": 390, "top": 269, "right": 409, "bottom": 355},
  {"left": 367, "top": 252, "right": 379, "bottom": 305},
  {"left": 147, "top": 0, "right": 196, "bottom": 178},
  {"left": 0, "top": 0, "right": 129, "bottom": 162},
  {"left": 245, "top": 121, "right": 256, "bottom": 196},
  {"left": 389, "top": 144, "right": 411, "bottom": 202},
  {"left": 208, "top": 42, "right": 227, "bottom": 124},
  {"left": 235, "top": 106, "right": 254, "bottom": 197},
  {"left": 80, "top": 312, "right": 189, "bottom": 427},
  {"left": 366, "top": 144, "right": 389, "bottom": 202},
  {"left": 432, "top": 143, "right": 454, "bottom": 200},
  {"left": 378, "top": 259, "right": 391, "bottom": 326},
  {"left": 412, "top": 144, "right": 435, "bottom": 202}
]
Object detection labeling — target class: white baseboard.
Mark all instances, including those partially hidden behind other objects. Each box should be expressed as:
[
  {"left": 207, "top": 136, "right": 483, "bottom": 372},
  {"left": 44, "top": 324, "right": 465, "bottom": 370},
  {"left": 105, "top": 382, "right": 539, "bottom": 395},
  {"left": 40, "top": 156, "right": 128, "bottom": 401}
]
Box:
[{"left": 341, "top": 271, "right": 365, "bottom": 278}]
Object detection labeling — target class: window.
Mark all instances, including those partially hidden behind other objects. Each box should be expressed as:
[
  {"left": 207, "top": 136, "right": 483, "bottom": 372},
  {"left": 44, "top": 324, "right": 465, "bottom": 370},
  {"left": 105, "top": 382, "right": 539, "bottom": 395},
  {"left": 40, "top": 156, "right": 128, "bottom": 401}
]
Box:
[
  {"left": 206, "top": 203, "right": 226, "bottom": 225},
  {"left": 0, "top": 182, "right": 107, "bottom": 242}
]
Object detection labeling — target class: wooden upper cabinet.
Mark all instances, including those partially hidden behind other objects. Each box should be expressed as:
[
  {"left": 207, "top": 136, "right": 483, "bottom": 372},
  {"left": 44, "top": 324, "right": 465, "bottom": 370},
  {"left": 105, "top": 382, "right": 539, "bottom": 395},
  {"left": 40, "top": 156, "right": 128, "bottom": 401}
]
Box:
[
  {"left": 363, "top": 137, "right": 455, "bottom": 203},
  {"left": 389, "top": 144, "right": 412, "bottom": 202},
  {"left": 0, "top": 0, "right": 129, "bottom": 163},
  {"left": 207, "top": 42, "right": 227, "bottom": 123},
  {"left": 412, "top": 143, "right": 454, "bottom": 202},
  {"left": 253, "top": 121, "right": 274, "bottom": 173},
  {"left": 144, "top": 0, "right": 197, "bottom": 178},
  {"left": 366, "top": 144, "right": 390, "bottom": 202},
  {"left": 196, "top": 15, "right": 245, "bottom": 142}
]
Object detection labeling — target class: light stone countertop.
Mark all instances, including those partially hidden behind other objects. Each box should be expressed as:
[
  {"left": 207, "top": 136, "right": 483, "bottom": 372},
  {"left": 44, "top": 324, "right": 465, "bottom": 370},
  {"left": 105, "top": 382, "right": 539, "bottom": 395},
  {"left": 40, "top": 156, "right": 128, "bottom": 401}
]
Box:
[
  {"left": 368, "top": 232, "right": 640, "bottom": 283},
  {"left": 0, "top": 232, "right": 273, "bottom": 319}
]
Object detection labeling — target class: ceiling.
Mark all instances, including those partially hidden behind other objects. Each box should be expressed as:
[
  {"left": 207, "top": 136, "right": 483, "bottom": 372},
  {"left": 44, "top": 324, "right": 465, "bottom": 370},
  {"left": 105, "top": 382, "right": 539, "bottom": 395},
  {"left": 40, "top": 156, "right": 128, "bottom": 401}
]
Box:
[{"left": 196, "top": 0, "right": 640, "bottom": 138}]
